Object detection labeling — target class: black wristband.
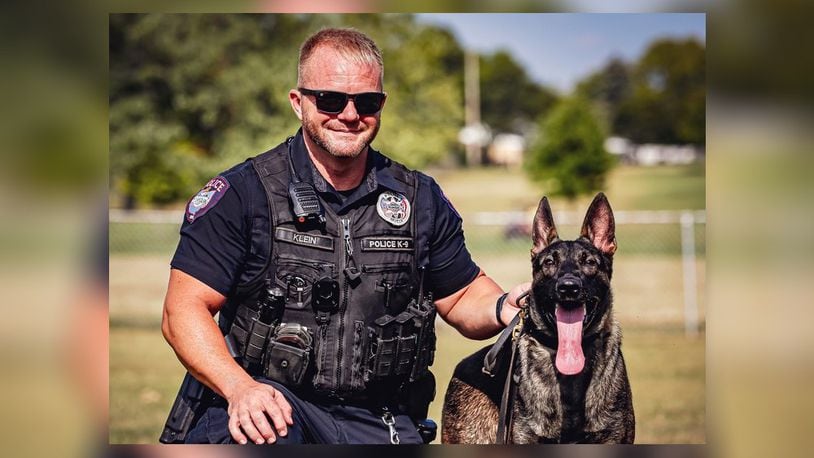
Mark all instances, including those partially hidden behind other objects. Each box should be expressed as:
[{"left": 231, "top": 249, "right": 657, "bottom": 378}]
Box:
[{"left": 495, "top": 292, "right": 509, "bottom": 327}]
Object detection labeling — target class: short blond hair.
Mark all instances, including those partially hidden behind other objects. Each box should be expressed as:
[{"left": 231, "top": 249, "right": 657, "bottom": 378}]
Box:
[{"left": 298, "top": 28, "right": 383, "bottom": 86}]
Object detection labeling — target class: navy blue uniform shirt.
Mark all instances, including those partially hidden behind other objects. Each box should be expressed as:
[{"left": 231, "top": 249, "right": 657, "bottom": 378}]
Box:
[{"left": 171, "top": 131, "right": 480, "bottom": 300}]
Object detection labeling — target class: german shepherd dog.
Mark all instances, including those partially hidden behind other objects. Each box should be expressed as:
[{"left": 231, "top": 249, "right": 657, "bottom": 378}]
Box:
[{"left": 442, "top": 193, "right": 635, "bottom": 443}]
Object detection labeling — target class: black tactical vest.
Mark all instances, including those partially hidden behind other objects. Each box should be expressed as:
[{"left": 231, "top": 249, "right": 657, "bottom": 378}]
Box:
[{"left": 221, "top": 141, "right": 435, "bottom": 399}]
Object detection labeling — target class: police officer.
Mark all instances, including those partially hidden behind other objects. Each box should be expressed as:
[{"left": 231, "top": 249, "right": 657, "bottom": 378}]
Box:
[{"left": 161, "top": 27, "right": 529, "bottom": 445}]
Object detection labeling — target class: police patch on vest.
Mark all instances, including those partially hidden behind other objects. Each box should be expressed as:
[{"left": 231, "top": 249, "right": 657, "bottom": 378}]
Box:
[
  {"left": 361, "top": 237, "right": 414, "bottom": 252},
  {"left": 275, "top": 227, "right": 334, "bottom": 251},
  {"left": 186, "top": 176, "right": 230, "bottom": 223},
  {"left": 376, "top": 191, "right": 411, "bottom": 226}
]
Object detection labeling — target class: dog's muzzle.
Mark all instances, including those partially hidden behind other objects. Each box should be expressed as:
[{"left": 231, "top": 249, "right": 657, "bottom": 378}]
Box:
[{"left": 556, "top": 274, "right": 582, "bottom": 302}]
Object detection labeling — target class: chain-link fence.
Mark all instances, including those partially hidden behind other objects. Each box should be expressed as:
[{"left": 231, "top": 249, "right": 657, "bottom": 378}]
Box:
[{"left": 110, "top": 209, "right": 705, "bottom": 333}]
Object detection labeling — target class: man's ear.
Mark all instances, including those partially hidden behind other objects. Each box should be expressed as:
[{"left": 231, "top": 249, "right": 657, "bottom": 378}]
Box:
[
  {"left": 289, "top": 89, "right": 303, "bottom": 121},
  {"left": 580, "top": 192, "right": 617, "bottom": 255}
]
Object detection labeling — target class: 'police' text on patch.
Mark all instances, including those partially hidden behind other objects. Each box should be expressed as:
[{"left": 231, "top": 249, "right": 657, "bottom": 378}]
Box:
[
  {"left": 361, "top": 237, "right": 414, "bottom": 252},
  {"left": 186, "top": 176, "right": 230, "bottom": 223}
]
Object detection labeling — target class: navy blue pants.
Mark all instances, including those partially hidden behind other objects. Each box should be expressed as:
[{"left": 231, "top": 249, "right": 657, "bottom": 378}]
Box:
[{"left": 185, "top": 379, "right": 423, "bottom": 444}]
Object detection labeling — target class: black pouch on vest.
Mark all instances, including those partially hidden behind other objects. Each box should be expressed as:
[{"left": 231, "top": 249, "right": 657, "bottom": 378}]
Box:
[
  {"left": 394, "top": 310, "right": 418, "bottom": 377},
  {"left": 368, "top": 314, "right": 399, "bottom": 379},
  {"left": 263, "top": 323, "right": 313, "bottom": 387},
  {"left": 408, "top": 296, "right": 437, "bottom": 382}
]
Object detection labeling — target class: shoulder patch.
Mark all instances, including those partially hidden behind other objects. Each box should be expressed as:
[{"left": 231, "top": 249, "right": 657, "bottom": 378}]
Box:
[{"left": 186, "top": 176, "right": 230, "bottom": 223}]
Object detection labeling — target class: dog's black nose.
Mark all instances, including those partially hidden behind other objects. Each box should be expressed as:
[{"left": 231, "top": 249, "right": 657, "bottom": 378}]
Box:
[{"left": 556, "top": 276, "right": 582, "bottom": 299}]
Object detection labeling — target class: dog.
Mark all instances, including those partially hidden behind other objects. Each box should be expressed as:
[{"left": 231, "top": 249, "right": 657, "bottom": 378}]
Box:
[{"left": 442, "top": 193, "right": 635, "bottom": 444}]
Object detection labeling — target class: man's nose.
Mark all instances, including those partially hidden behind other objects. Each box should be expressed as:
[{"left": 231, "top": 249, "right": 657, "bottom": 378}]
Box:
[{"left": 337, "top": 99, "right": 360, "bottom": 121}]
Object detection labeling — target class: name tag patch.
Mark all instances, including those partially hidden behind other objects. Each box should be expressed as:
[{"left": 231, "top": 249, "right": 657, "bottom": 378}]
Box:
[
  {"left": 275, "top": 228, "right": 334, "bottom": 251},
  {"left": 361, "top": 237, "right": 414, "bottom": 252}
]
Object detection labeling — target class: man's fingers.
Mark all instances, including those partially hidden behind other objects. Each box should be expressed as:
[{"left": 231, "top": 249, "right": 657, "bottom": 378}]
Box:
[
  {"left": 509, "top": 282, "right": 532, "bottom": 307},
  {"left": 226, "top": 382, "right": 294, "bottom": 444},
  {"left": 238, "top": 410, "right": 265, "bottom": 445},
  {"left": 249, "top": 408, "right": 278, "bottom": 443},
  {"left": 272, "top": 392, "right": 295, "bottom": 425},
  {"left": 228, "top": 411, "right": 249, "bottom": 445},
  {"left": 262, "top": 395, "right": 289, "bottom": 436}
]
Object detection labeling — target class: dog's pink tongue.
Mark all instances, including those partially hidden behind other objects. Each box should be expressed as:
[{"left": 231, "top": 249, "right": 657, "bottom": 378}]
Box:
[{"left": 555, "top": 306, "right": 585, "bottom": 375}]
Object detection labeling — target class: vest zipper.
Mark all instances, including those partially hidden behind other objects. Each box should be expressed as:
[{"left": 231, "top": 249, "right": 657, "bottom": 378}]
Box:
[{"left": 338, "top": 217, "right": 353, "bottom": 390}]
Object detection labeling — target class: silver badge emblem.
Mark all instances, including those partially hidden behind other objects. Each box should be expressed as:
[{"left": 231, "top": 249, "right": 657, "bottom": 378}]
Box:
[{"left": 376, "top": 191, "right": 411, "bottom": 226}]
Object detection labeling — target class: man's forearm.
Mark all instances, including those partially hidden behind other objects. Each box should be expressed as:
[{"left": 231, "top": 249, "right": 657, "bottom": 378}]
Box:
[
  {"left": 163, "top": 305, "right": 254, "bottom": 399},
  {"left": 161, "top": 269, "right": 255, "bottom": 400},
  {"left": 436, "top": 271, "right": 507, "bottom": 340}
]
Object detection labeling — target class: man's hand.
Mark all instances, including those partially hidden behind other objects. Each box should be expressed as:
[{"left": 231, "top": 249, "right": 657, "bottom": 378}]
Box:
[
  {"left": 501, "top": 282, "right": 532, "bottom": 326},
  {"left": 226, "top": 380, "right": 294, "bottom": 444}
]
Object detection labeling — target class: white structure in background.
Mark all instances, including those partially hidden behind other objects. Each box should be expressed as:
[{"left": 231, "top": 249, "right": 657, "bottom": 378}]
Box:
[
  {"left": 604, "top": 136, "right": 704, "bottom": 166},
  {"left": 487, "top": 133, "right": 525, "bottom": 166},
  {"left": 458, "top": 122, "right": 492, "bottom": 147},
  {"left": 604, "top": 136, "right": 635, "bottom": 159}
]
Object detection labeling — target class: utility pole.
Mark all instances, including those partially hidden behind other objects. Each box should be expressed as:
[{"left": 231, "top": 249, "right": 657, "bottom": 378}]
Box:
[{"left": 464, "top": 50, "right": 482, "bottom": 166}]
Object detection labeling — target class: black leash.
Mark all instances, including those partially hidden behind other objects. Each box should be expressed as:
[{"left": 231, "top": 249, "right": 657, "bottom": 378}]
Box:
[{"left": 482, "top": 291, "right": 529, "bottom": 444}]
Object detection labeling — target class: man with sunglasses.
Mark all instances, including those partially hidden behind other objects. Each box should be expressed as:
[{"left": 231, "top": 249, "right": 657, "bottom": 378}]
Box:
[{"left": 162, "top": 27, "right": 529, "bottom": 445}]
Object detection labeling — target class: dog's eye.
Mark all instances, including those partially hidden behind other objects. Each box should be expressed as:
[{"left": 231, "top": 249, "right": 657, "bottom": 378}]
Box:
[
  {"left": 584, "top": 257, "right": 598, "bottom": 267},
  {"left": 542, "top": 256, "right": 555, "bottom": 267}
]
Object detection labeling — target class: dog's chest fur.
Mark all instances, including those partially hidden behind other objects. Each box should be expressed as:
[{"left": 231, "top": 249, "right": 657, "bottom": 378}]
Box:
[{"left": 512, "top": 321, "right": 628, "bottom": 443}]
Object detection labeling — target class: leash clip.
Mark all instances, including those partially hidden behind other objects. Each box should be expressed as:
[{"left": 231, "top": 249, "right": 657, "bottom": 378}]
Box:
[
  {"left": 381, "top": 408, "right": 400, "bottom": 444},
  {"left": 511, "top": 308, "right": 526, "bottom": 341}
]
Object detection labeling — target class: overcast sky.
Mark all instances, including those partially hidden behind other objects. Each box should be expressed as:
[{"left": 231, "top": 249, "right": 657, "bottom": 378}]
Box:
[{"left": 414, "top": 13, "right": 706, "bottom": 94}]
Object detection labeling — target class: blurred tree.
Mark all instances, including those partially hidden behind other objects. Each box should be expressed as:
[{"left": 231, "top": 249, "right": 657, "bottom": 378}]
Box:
[
  {"left": 575, "top": 57, "right": 630, "bottom": 133},
  {"left": 109, "top": 14, "right": 465, "bottom": 208},
  {"left": 350, "top": 15, "right": 465, "bottom": 167},
  {"left": 110, "top": 14, "right": 308, "bottom": 207},
  {"left": 615, "top": 38, "right": 705, "bottom": 145},
  {"left": 479, "top": 50, "right": 558, "bottom": 134},
  {"left": 575, "top": 38, "right": 705, "bottom": 146},
  {"left": 525, "top": 97, "right": 614, "bottom": 201}
]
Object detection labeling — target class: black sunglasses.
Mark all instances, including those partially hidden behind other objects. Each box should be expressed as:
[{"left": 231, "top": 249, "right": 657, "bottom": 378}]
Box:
[{"left": 298, "top": 88, "right": 386, "bottom": 115}]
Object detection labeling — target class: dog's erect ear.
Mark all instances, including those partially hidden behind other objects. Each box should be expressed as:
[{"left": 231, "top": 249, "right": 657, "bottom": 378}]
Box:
[
  {"left": 532, "top": 196, "right": 560, "bottom": 256},
  {"left": 580, "top": 193, "right": 617, "bottom": 255}
]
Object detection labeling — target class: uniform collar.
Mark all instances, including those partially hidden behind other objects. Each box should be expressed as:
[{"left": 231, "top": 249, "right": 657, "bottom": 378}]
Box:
[{"left": 289, "top": 129, "right": 408, "bottom": 197}]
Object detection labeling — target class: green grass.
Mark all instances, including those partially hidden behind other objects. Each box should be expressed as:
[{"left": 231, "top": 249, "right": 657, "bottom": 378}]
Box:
[
  {"left": 110, "top": 222, "right": 180, "bottom": 255},
  {"left": 109, "top": 163, "right": 705, "bottom": 443},
  {"left": 110, "top": 315, "right": 705, "bottom": 444},
  {"left": 428, "top": 323, "right": 705, "bottom": 444},
  {"left": 110, "top": 326, "right": 187, "bottom": 444},
  {"left": 606, "top": 162, "right": 706, "bottom": 211},
  {"left": 464, "top": 223, "right": 705, "bottom": 257},
  {"left": 430, "top": 162, "right": 705, "bottom": 214}
]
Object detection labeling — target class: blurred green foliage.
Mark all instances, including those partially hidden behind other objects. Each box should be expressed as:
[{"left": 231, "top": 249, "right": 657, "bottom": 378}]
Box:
[
  {"left": 479, "top": 50, "right": 558, "bottom": 134},
  {"left": 110, "top": 15, "right": 704, "bottom": 209},
  {"left": 525, "top": 97, "right": 613, "bottom": 200},
  {"left": 577, "top": 38, "right": 705, "bottom": 145},
  {"left": 110, "top": 14, "right": 467, "bottom": 208}
]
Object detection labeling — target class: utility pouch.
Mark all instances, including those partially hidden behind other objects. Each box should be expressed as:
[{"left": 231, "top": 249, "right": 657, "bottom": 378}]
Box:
[
  {"left": 243, "top": 320, "right": 276, "bottom": 367},
  {"left": 263, "top": 323, "right": 313, "bottom": 387},
  {"left": 394, "top": 310, "right": 418, "bottom": 377},
  {"left": 368, "top": 314, "right": 399, "bottom": 379},
  {"left": 408, "top": 296, "right": 436, "bottom": 382}
]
